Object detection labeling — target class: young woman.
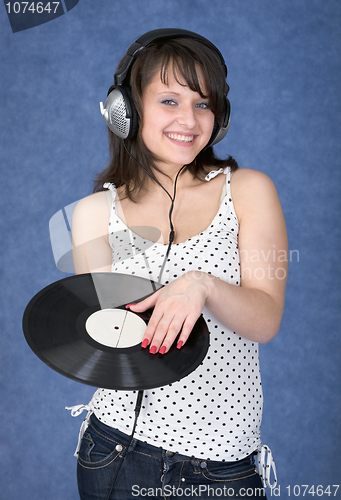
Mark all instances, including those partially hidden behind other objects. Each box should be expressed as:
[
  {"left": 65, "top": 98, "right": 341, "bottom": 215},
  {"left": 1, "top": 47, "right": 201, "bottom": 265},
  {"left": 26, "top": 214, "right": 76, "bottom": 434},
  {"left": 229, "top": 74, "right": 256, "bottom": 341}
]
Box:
[{"left": 70, "top": 29, "right": 287, "bottom": 499}]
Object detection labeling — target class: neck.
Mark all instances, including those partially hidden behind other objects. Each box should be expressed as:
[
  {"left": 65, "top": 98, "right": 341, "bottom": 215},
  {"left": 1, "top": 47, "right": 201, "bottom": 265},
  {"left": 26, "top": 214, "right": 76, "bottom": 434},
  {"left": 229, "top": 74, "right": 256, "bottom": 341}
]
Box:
[
  {"left": 147, "top": 164, "right": 188, "bottom": 194},
  {"left": 122, "top": 138, "right": 188, "bottom": 196}
]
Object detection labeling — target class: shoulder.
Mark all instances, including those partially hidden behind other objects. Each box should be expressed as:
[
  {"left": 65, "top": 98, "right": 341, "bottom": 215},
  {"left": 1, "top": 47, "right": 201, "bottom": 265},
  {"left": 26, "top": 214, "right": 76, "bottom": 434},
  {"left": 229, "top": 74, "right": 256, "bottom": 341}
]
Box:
[
  {"left": 72, "top": 191, "right": 110, "bottom": 237},
  {"left": 231, "top": 167, "right": 276, "bottom": 190},
  {"left": 73, "top": 191, "right": 109, "bottom": 219},
  {"left": 230, "top": 168, "right": 280, "bottom": 222}
]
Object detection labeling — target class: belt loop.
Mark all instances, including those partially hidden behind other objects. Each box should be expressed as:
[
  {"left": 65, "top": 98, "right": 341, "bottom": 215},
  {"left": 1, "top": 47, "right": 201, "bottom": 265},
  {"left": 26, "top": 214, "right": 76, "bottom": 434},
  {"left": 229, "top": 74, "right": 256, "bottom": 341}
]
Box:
[{"left": 191, "top": 457, "right": 201, "bottom": 474}]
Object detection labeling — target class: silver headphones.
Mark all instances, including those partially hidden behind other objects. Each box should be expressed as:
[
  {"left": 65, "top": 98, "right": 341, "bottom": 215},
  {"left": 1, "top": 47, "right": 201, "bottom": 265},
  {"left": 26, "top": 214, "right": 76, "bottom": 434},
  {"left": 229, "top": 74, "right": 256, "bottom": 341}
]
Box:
[{"left": 100, "top": 28, "right": 230, "bottom": 147}]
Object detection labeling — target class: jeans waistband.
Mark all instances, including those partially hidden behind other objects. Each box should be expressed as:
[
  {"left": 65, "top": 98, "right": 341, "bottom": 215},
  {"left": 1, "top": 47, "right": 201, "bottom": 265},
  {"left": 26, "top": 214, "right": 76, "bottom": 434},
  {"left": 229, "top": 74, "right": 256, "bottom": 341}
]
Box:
[
  {"left": 89, "top": 414, "right": 255, "bottom": 467},
  {"left": 66, "top": 404, "right": 277, "bottom": 489}
]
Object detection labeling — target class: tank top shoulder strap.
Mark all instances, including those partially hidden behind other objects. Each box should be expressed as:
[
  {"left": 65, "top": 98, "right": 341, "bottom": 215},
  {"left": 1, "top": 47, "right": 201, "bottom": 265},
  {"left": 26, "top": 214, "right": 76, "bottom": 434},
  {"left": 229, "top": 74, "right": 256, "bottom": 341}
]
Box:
[
  {"left": 223, "top": 166, "right": 232, "bottom": 200},
  {"left": 204, "top": 167, "right": 232, "bottom": 206},
  {"left": 103, "top": 182, "right": 116, "bottom": 195},
  {"left": 103, "top": 182, "right": 131, "bottom": 231},
  {"left": 103, "top": 182, "right": 117, "bottom": 211},
  {"left": 222, "top": 167, "right": 232, "bottom": 203}
]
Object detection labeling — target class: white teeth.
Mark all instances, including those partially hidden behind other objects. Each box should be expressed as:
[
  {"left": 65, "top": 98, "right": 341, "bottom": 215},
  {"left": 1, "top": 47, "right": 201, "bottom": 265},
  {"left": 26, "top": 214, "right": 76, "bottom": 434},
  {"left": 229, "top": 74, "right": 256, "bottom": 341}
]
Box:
[{"left": 166, "top": 133, "right": 194, "bottom": 142}]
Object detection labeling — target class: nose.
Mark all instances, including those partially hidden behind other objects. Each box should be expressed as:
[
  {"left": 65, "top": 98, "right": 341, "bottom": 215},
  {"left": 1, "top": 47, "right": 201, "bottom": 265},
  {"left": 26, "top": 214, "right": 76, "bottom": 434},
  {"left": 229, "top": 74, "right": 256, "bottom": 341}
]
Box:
[{"left": 177, "top": 103, "right": 197, "bottom": 129}]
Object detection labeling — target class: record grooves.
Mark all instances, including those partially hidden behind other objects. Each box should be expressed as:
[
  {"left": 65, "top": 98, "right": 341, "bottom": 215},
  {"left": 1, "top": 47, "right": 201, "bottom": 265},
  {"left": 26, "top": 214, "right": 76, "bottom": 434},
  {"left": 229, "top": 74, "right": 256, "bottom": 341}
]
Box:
[{"left": 23, "top": 273, "right": 209, "bottom": 390}]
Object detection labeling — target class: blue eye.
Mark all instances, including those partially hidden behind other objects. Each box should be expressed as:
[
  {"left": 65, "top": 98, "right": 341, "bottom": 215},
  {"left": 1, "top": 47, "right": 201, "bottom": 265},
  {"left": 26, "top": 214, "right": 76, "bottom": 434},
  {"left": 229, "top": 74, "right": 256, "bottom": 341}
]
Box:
[
  {"left": 161, "top": 99, "right": 177, "bottom": 106},
  {"left": 196, "top": 102, "right": 210, "bottom": 109}
]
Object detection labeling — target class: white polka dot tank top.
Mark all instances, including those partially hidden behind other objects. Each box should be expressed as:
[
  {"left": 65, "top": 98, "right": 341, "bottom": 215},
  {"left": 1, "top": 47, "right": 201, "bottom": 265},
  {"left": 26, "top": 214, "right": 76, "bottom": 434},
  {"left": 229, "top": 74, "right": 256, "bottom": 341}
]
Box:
[{"left": 90, "top": 167, "right": 263, "bottom": 461}]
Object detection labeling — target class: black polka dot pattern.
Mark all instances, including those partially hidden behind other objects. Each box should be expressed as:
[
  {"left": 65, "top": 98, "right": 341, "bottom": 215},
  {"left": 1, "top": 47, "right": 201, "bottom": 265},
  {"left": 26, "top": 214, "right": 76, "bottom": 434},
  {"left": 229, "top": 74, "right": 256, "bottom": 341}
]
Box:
[{"left": 94, "top": 169, "right": 263, "bottom": 461}]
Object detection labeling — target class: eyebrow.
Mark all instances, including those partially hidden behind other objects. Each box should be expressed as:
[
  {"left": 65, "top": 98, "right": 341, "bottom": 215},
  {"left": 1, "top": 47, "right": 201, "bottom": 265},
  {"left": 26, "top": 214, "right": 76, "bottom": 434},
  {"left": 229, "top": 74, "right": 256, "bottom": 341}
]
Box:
[
  {"left": 156, "top": 91, "right": 209, "bottom": 98},
  {"left": 157, "top": 91, "right": 181, "bottom": 96}
]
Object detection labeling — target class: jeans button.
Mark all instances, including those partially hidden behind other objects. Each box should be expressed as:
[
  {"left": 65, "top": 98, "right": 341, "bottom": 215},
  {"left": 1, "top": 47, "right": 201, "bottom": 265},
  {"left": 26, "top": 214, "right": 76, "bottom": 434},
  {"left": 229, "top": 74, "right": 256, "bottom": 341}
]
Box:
[
  {"left": 200, "top": 461, "right": 207, "bottom": 468},
  {"left": 166, "top": 450, "right": 175, "bottom": 457},
  {"left": 115, "top": 444, "right": 123, "bottom": 452}
]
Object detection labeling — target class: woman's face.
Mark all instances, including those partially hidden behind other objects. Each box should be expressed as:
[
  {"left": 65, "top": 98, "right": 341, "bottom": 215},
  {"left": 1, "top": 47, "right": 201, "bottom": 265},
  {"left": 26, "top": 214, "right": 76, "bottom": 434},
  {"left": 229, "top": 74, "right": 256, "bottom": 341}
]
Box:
[{"left": 141, "top": 67, "right": 215, "bottom": 174}]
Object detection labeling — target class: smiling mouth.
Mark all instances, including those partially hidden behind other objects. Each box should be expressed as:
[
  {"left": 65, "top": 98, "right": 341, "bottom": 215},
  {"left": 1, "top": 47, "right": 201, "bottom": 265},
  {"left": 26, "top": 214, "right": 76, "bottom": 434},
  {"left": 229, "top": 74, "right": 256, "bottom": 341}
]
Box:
[{"left": 165, "top": 133, "right": 195, "bottom": 143}]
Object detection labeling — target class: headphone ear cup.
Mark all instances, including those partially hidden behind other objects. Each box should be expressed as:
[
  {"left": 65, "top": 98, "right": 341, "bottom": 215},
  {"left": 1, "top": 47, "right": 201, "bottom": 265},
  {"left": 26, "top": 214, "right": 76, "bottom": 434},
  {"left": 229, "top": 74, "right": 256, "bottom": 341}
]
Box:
[
  {"left": 102, "top": 86, "right": 139, "bottom": 139},
  {"left": 121, "top": 86, "right": 139, "bottom": 139},
  {"left": 208, "top": 96, "right": 231, "bottom": 147}
]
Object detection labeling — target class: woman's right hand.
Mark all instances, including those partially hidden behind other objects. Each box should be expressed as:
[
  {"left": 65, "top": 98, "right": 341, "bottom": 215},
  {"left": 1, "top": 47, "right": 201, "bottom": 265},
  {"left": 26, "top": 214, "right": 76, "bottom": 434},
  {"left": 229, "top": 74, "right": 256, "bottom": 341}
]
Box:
[{"left": 127, "top": 270, "right": 210, "bottom": 354}]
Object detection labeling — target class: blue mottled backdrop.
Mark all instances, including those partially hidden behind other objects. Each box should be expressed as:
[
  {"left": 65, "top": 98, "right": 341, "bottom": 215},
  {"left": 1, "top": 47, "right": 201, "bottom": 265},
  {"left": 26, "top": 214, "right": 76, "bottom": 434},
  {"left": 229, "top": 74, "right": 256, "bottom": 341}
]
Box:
[{"left": 0, "top": 0, "right": 340, "bottom": 498}]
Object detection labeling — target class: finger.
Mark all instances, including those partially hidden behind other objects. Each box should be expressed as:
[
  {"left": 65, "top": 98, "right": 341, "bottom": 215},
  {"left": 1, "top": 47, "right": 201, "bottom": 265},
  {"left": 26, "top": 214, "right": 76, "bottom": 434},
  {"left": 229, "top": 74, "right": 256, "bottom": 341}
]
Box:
[
  {"left": 141, "top": 307, "right": 165, "bottom": 350},
  {"left": 149, "top": 315, "right": 180, "bottom": 353},
  {"left": 157, "top": 314, "right": 188, "bottom": 354},
  {"left": 125, "top": 289, "right": 162, "bottom": 313},
  {"left": 175, "top": 313, "right": 200, "bottom": 350}
]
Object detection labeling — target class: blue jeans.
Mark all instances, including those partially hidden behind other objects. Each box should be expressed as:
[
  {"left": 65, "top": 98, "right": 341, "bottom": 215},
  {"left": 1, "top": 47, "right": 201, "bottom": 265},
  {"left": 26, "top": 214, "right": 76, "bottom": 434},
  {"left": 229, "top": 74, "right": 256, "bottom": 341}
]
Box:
[{"left": 77, "top": 415, "right": 267, "bottom": 500}]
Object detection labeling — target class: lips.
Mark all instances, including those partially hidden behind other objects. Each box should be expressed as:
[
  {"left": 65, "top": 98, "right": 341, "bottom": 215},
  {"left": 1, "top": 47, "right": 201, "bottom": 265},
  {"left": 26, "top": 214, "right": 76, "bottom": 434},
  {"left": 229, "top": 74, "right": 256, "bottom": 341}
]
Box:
[{"left": 165, "top": 133, "right": 196, "bottom": 143}]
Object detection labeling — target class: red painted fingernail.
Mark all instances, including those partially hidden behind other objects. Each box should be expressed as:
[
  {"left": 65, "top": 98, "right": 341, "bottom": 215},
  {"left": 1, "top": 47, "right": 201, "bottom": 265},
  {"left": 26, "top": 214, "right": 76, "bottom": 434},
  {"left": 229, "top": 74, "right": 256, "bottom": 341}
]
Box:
[
  {"left": 159, "top": 346, "right": 167, "bottom": 355},
  {"left": 125, "top": 303, "right": 137, "bottom": 308},
  {"left": 150, "top": 345, "right": 157, "bottom": 354},
  {"left": 141, "top": 339, "right": 149, "bottom": 349},
  {"left": 177, "top": 341, "right": 183, "bottom": 349}
]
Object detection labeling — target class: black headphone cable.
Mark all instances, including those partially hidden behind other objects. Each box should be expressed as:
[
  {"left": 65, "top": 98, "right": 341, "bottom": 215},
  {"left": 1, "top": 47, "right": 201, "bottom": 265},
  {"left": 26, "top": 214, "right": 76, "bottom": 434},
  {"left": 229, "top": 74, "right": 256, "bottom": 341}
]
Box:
[{"left": 122, "top": 139, "right": 186, "bottom": 284}]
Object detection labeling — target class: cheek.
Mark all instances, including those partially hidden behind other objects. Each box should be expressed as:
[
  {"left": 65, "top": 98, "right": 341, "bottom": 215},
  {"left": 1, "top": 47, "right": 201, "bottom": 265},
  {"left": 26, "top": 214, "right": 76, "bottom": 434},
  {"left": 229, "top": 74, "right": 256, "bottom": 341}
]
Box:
[
  {"left": 208, "top": 113, "right": 215, "bottom": 131},
  {"left": 141, "top": 109, "right": 166, "bottom": 142},
  {"left": 140, "top": 110, "right": 154, "bottom": 145},
  {"left": 202, "top": 113, "right": 215, "bottom": 138}
]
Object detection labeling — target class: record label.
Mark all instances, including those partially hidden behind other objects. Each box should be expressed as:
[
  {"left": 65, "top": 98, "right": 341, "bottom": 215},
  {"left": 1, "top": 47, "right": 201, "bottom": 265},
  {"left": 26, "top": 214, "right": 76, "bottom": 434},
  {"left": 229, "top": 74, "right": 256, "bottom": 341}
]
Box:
[{"left": 85, "top": 308, "right": 146, "bottom": 348}]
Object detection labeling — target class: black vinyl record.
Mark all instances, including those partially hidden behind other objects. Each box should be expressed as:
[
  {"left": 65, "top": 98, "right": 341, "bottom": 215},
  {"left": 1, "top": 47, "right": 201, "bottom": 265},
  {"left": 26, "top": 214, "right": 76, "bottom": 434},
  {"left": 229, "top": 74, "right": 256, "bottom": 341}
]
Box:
[{"left": 22, "top": 273, "right": 209, "bottom": 390}]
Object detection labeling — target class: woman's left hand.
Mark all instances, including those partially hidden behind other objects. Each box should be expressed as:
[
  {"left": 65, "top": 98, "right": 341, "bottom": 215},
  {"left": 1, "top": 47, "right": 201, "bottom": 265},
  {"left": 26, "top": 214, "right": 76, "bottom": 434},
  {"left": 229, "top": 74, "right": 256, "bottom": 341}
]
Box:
[{"left": 126, "top": 271, "right": 210, "bottom": 354}]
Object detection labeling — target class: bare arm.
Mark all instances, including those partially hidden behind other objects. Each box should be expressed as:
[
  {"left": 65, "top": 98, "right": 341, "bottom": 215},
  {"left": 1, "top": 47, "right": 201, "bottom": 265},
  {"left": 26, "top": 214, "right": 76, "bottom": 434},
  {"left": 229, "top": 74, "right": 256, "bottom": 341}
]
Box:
[
  {"left": 130, "top": 169, "right": 288, "bottom": 350},
  {"left": 203, "top": 168, "right": 288, "bottom": 342},
  {"left": 72, "top": 191, "right": 112, "bottom": 274}
]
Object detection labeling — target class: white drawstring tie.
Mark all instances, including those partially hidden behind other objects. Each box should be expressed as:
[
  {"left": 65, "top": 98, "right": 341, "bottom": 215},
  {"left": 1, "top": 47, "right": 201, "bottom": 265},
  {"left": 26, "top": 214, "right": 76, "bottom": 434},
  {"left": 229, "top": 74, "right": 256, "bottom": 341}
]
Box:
[
  {"left": 205, "top": 168, "right": 224, "bottom": 181},
  {"left": 65, "top": 403, "right": 93, "bottom": 457},
  {"left": 257, "top": 444, "right": 277, "bottom": 489}
]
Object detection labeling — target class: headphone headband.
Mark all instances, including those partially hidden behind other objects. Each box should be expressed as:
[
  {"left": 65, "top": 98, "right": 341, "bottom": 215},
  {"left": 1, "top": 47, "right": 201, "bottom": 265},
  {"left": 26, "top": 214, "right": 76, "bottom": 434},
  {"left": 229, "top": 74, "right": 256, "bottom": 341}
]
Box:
[{"left": 114, "top": 28, "right": 227, "bottom": 86}]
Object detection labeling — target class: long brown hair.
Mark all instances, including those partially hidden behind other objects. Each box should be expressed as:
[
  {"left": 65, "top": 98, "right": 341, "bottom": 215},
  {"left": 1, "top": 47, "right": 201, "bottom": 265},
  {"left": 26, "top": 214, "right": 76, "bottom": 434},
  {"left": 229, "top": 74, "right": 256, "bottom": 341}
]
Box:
[{"left": 94, "top": 37, "right": 238, "bottom": 200}]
